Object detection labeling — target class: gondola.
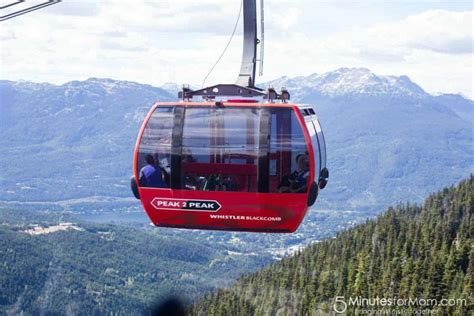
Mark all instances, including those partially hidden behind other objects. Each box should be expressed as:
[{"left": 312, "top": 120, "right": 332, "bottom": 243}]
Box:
[{"left": 131, "top": 0, "right": 328, "bottom": 233}]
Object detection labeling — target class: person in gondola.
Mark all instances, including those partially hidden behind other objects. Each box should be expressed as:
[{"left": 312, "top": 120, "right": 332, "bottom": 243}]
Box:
[
  {"left": 279, "top": 153, "right": 310, "bottom": 193},
  {"left": 139, "top": 154, "right": 168, "bottom": 188}
]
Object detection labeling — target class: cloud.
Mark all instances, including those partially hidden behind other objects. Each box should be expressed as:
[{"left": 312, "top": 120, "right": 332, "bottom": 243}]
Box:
[
  {"left": 97, "top": 0, "right": 243, "bottom": 35},
  {"left": 46, "top": 1, "right": 102, "bottom": 16},
  {"left": 308, "top": 9, "right": 473, "bottom": 58},
  {"left": 0, "top": 1, "right": 472, "bottom": 98},
  {"left": 266, "top": 7, "right": 302, "bottom": 31},
  {"left": 372, "top": 10, "right": 473, "bottom": 54}
]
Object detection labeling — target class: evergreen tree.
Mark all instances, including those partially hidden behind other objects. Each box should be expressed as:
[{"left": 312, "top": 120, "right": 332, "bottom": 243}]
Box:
[{"left": 191, "top": 177, "right": 473, "bottom": 315}]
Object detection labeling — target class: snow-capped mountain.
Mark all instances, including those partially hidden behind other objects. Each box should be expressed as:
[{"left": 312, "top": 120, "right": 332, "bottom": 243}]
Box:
[{"left": 261, "top": 67, "right": 427, "bottom": 99}]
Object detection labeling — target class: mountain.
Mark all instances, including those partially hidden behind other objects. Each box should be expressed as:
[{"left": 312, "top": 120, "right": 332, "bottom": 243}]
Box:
[
  {"left": 262, "top": 68, "right": 473, "bottom": 211},
  {"left": 0, "top": 208, "right": 271, "bottom": 314},
  {"left": 263, "top": 67, "right": 427, "bottom": 98},
  {"left": 0, "top": 78, "right": 174, "bottom": 201},
  {"left": 1, "top": 69, "right": 471, "bottom": 212},
  {"left": 191, "top": 176, "right": 473, "bottom": 315}
]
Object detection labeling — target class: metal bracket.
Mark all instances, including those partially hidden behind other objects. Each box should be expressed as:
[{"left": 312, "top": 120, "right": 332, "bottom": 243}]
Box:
[
  {"left": 178, "top": 84, "right": 290, "bottom": 102},
  {"left": 179, "top": 84, "right": 264, "bottom": 100},
  {"left": 266, "top": 87, "right": 290, "bottom": 103}
]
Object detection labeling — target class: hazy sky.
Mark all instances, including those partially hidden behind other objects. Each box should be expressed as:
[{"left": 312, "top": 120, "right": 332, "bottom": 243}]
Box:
[{"left": 1, "top": 0, "right": 472, "bottom": 98}]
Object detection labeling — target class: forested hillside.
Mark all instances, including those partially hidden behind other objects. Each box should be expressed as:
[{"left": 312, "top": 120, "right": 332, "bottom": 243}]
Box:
[
  {"left": 0, "top": 210, "right": 271, "bottom": 315},
  {"left": 191, "top": 177, "right": 473, "bottom": 315}
]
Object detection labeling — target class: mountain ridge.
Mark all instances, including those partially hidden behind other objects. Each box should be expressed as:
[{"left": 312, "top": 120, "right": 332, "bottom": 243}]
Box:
[
  {"left": 5, "top": 67, "right": 469, "bottom": 100},
  {"left": 261, "top": 67, "right": 429, "bottom": 99}
]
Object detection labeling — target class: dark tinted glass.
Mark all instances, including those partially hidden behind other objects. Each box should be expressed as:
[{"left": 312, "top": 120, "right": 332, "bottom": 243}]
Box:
[
  {"left": 182, "top": 107, "right": 259, "bottom": 192},
  {"left": 306, "top": 120, "right": 321, "bottom": 180},
  {"left": 137, "top": 107, "right": 173, "bottom": 188},
  {"left": 182, "top": 108, "right": 212, "bottom": 163},
  {"left": 313, "top": 118, "right": 326, "bottom": 169},
  {"left": 270, "top": 108, "right": 309, "bottom": 193}
]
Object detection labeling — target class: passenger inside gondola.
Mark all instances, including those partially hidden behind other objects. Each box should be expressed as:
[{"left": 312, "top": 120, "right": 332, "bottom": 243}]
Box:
[
  {"left": 182, "top": 148, "right": 200, "bottom": 190},
  {"left": 155, "top": 152, "right": 171, "bottom": 187},
  {"left": 278, "top": 153, "right": 310, "bottom": 193},
  {"left": 139, "top": 154, "right": 168, "bottom": 188}
]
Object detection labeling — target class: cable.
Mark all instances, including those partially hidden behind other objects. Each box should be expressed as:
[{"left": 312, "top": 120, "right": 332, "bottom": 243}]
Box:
[
  {"left": 201, "top": 0, "right": 243, "bottom": 88},
  {"left": 0, "top": 1, "right": 61, "bottom": 22}
]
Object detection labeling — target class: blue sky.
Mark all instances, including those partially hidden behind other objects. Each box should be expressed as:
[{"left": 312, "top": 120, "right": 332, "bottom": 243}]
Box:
[{"left": 0, "top": 0, "right": 472, "bottom": 98}]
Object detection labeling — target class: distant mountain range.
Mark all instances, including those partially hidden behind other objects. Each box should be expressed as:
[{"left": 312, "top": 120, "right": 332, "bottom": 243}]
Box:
[{"left": 1, "top": 68, "right": 471, "bottom": 214}]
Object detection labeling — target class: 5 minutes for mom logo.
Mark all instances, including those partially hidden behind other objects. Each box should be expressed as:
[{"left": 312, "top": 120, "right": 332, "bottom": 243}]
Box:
[{"left": 151, "top": 198, "right": 221, "bottom": 212}]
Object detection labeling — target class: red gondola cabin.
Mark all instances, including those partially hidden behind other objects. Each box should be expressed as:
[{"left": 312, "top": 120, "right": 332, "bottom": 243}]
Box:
[{"left": 131, "top": 97, "right": 328, "bottom": 233}]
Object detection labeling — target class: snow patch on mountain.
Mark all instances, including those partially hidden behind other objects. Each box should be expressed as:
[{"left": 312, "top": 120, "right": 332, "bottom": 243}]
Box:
[{"left": 261, "top": 68, "right": 427, "bottom": 100}]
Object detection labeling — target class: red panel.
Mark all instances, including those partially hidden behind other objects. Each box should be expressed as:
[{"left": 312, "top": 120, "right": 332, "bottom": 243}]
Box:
[{"left": 138, "top": 187, "right": 309, "bottom": 233}]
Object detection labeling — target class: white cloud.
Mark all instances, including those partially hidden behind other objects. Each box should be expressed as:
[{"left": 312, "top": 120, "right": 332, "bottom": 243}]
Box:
[
  {"left": 370, "top": 9, "right": 472, "bottom": 54},
  {"left": 0, "top": 1, "right": 472, "bottom": 98}
]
